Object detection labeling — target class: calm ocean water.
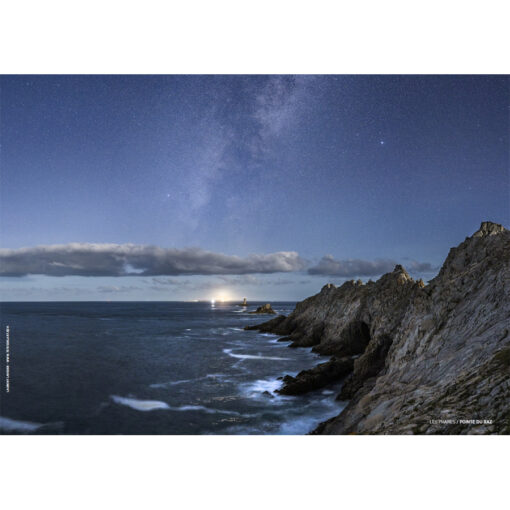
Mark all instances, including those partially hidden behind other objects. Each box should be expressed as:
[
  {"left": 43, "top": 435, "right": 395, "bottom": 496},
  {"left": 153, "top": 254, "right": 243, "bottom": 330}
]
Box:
[{"left": 0, "top": 301, "right": 345, "bottom": 434}]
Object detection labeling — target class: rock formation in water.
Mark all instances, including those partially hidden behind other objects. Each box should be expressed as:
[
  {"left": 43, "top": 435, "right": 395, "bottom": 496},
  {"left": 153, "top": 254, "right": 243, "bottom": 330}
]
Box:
[
  {"left": 277, "top": 357, "right": 354, "bottom": 395},
  {"left": 249, "top": 303, "right": 277, "bottom": 314},
  {"left": 246, "top": 221, "right": 510, "bottom": 434}
]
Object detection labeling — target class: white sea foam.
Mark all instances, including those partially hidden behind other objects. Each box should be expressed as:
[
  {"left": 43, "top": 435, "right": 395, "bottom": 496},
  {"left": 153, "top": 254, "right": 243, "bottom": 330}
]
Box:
[
  {"left": 111, "top": 395, "right": 170, "bottom": 411},
  {"left": 150, "top": 373, "right": 230, "bottom": 389},
  {"left": 225, "top": 411, "right": 321, "bottom": 435},
  {"left": 278, "top": 416, "right": 323, "bottom": 435},
  {"left": 209, "top": 327, "right": 234, "bottom": 336},
  {"left": 0, "top": 416, "right": 43, "bottom": 432},
  {"left": 205, "top": 373, "right": 234, "bottom": 383},
  {"left": 266, "top": 337, "right": 287, "bottom": 345},
  {"left": 239, "top": 378, "right": 291, "bottom": 406},
  {"left": 279, "top": 399, "right": 346, "bottom": 434},
  {"left": 111, "top": 395, "right": 243, "bottom": 416},
  {"left": 149, "top": 379, "right": 193, "bottom": 388},
  {"left": 169, "top": 405, "right": 241, "bottom": 416},
  {"left": 223, "top": 348, "right": 290, "bottom": 361},
  {"left": 245, "top": 378, "right": 283, "bottom": 394}
]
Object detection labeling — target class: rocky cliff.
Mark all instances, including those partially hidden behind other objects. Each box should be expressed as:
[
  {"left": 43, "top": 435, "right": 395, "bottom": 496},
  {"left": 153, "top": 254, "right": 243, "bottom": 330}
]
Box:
[{"left": 246, "top": 221, "right": 510, "bottom": 434}]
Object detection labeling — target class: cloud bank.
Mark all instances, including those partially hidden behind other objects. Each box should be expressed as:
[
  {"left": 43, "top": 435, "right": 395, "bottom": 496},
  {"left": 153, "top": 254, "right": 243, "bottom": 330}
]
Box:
[
  {"left": 0, "top": 243, "right": 435, "bottom": 281},
  {"left": 308, "top": 255, "right": 435, "bottom": 277},
  {"left": 0, "top": 243, "right": 307, "bottom": 277}
]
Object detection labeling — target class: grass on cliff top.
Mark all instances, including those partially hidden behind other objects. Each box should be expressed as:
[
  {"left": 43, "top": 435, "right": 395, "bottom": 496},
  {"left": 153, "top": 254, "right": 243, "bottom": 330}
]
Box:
[{"left": 493, "top": 347, "right": 510, "bottom": 368}]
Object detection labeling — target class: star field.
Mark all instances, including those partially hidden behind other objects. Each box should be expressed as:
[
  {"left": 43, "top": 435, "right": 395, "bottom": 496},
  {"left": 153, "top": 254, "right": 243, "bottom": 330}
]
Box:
[{"left": 0, "top": 75, "right": 508, "bottom": 300}]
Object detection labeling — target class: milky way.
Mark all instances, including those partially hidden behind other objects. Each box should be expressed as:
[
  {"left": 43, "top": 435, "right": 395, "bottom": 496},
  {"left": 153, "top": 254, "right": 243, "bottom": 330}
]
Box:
[{"left": 1, "top": 75, "right": 508, "bottom": 300}]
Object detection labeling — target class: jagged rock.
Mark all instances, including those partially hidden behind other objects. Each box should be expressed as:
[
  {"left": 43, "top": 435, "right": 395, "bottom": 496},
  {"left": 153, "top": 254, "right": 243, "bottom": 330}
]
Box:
[
  {"left": 248, "top": 303, "right": 277, "bottom": 314},
  {"left": 251, "top": 263, "right": 418, "bottom": 359},
  {"left": 247, "top": 221, "right": 510, "bottom": 434},
  {"left": 337, "top": 333, "right": 393, "bottom": 399},
  {"left": 472, "top": 220, "right": 505, "bottom": 237},
  {"left": 244, "top": 314, "right": 287, "bottom": 332},
  {"left": 277, "top": 357, "right": 354, "bottom": 395}
]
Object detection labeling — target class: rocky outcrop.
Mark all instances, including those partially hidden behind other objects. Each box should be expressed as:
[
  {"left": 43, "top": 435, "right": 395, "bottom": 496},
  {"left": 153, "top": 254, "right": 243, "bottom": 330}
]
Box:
[
  {"left": 249, "top": 303, "right": 277, "bottom": 314},
  {"left": 277, "top": 357, "right": 354, "bottom": 395},
  {"left": 248, "top": 221, "right": 510, "bottom": 434},
  {"left": 244, "top": 314, "right": 286, "bottom": 332}
]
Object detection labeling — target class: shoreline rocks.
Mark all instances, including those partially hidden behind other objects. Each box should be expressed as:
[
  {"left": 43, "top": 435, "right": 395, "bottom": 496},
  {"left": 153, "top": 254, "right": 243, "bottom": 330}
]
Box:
[
  {"left": 244, "top": 314, "right": 287, "bottom": 332},
  {"left": 246, "top": 221, "right": 510, "bottom": 434},
  {"left": 277, "top": 357, "right": 354, "bottom": 395}
]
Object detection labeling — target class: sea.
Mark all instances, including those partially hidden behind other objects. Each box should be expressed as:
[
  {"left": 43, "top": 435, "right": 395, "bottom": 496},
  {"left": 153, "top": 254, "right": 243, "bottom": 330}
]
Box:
[{"left": 0, "top": 301, "right": 345, "bottom": 434}]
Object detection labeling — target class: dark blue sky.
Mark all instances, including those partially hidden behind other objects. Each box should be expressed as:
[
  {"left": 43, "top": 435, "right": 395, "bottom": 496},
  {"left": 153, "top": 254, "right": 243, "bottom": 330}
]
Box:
[{"left": 1, "top": 75, "right": 508, "bottom": 300}]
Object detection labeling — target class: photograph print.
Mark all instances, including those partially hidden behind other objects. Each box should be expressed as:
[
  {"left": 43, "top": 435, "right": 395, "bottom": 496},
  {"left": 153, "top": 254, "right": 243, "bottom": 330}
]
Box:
[{"left": 0, "top": 74, "right": 509, "bottom": 435}]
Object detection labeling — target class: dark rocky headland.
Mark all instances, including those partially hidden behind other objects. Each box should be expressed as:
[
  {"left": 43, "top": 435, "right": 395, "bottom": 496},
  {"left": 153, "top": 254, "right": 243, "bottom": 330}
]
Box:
[{"left": 245, "top": 222, "right": 510, "bottom": 434}]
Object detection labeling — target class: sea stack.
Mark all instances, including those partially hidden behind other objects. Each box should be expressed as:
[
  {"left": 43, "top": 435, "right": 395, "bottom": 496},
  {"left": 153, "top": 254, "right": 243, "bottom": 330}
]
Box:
[{"left": 249, "top": 303, "right": 277, "bottom": 314}]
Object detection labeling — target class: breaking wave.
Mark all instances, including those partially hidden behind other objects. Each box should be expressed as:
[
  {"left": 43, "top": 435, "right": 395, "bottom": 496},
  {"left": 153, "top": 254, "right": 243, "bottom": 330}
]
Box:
[
  {"left": 0, "top": 416, "right": 43, "bottom": 432},
  {"left": 111, "top": 395, "right": 244, "bottom": 416},
  {"left": 241, "top": 378, "right": 283, "bottom": 396},
  {"left": 223, "top": 348, "right": 290, "bottom": 361},
  {"left": 110, "top": 396, "right": 170, "bottom": 411}
]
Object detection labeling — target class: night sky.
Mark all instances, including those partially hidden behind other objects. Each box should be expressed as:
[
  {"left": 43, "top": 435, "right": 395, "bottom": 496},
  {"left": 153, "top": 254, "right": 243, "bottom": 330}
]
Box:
[{"left": 1, "top": 75, "right": 508, "bottom": 301}]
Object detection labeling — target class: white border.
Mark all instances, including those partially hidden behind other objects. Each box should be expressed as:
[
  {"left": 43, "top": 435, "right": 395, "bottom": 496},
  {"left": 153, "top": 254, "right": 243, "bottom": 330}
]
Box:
[
  {"left": 0, "top": 436, "right": 509, "bottom": 509},
  {"left": 0, "top": 0, "right": 509, "bottom": 74},
  {"left": 1, "top": 1, "right": 509, "bottom": 508}
]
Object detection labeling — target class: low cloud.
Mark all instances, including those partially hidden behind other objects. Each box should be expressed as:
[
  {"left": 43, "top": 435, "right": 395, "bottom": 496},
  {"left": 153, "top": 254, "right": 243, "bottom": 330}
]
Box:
[
  {"left": 0, "top": 243, "right": 306, "bottom": 277},
  {"left": 406, "top": 260, "right": 435, "bottom": 272},
  {"left": 0, "top": 243, "right": 435, "bottom": 280},
  {"left": 308, "top": 255, "right": 435, "bottom": 277}
]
